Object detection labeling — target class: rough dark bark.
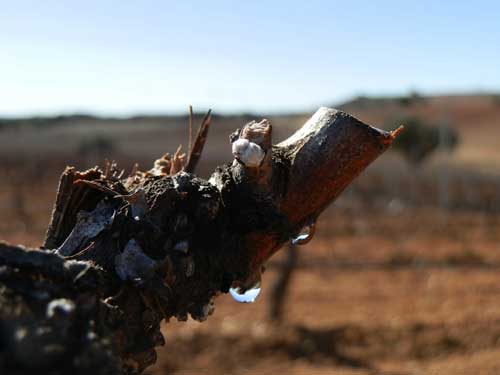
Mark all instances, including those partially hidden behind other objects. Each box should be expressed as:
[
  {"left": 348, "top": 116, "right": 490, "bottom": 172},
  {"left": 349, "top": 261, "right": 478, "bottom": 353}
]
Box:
[{"left": 0, "top": 107, "right": 401, "bottom": 374}]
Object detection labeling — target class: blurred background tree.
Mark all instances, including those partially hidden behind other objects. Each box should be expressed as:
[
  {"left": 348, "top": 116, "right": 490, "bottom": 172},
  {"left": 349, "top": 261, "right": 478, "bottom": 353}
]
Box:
[
  {"left": 268, "top": 243, "right": 298, "bottom": 322},
  {"left": 78, "top": 135, "right": 116, "bottom": 166},
  {"left": 391, "top": 117, "right": 459, "bottom": 165}
]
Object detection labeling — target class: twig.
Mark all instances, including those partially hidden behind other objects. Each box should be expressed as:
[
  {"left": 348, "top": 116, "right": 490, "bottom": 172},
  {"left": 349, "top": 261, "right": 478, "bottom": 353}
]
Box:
[
  {"left": 184, "top": 109, "right": 212, "bottom": 173},
  {"left": 188, "top": 105, "right": 193, "bottom": 155}
]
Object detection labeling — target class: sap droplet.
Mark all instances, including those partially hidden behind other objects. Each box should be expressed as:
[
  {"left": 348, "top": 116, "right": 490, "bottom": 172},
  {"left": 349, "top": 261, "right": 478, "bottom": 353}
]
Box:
[
  {"left": 291, "top": 220, "right": 317, "bottom": 245},
  {"left": 229, "top": 283, "right": 261, "bottom": 303}
]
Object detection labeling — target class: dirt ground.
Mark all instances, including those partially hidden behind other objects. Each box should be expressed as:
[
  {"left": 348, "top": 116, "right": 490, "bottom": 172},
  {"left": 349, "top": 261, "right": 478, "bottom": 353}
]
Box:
[
  {"left": 2, "top": 94, "right": 500, "bottom": 374},
  {"left": 143, "top": 207, "right": 500, "bottom": 375}
]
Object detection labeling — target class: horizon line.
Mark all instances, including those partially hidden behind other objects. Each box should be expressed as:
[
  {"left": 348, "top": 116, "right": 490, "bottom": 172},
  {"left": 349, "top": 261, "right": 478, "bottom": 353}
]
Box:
[{"left": 1, "top": 89, "right": 499, "bottom": 120}]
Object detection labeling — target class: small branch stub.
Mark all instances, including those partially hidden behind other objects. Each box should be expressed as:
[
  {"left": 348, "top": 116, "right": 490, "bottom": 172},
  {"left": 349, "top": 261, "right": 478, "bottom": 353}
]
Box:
[
  {"left": 232, "top": 138, "right": 265, "bottom": 168},
  {"left": 230, "top": 119, "right": 274, "bottom": 190}
]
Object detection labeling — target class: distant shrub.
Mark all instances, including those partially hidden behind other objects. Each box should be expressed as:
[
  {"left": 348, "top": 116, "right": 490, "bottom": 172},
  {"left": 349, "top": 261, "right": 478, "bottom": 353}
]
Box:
[
  {"left": 391, "top": 117, "right": 459, "bottom": 165},
  {"left": 492, "top": 94, "right": 500, "bottom": 107},
  {"left": 397, "top": 90, "right": 424, "bottom": 107},
  {"left": 78, "top": 135, "right": 115, "bottom": 156}
]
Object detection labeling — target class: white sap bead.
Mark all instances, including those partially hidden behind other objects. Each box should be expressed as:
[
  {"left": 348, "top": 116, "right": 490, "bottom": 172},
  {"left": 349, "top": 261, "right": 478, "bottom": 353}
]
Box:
[{"left": 232, "top": 138, "right": 265, "bottom": 168}]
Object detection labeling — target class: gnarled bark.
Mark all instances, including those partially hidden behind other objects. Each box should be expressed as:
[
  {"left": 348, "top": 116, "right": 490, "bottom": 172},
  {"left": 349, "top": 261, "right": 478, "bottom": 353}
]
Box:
[{"left": 0, "top": 107, "right": 400, "bottom": 374}]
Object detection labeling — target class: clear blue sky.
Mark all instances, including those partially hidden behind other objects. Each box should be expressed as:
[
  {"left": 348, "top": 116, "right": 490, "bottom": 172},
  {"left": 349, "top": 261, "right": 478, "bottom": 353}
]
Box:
[{"left": 1, "top": 0, "right": 499, "bottom": 116}]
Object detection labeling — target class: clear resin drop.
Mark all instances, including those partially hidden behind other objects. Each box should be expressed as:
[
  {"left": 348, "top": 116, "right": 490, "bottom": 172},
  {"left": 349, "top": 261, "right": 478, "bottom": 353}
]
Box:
[
  {"left": 229, "top": 283, "right": 261, "bottom": 303},
  {"left": 291, "top": 221, "right": 317, "bottom": 245}
]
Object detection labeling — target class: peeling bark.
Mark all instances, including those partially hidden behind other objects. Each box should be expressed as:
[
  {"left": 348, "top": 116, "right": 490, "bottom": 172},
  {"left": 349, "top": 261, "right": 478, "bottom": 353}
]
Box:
[{"left": 0, "top": 107, "right": 400, "bottom": 374}]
